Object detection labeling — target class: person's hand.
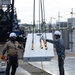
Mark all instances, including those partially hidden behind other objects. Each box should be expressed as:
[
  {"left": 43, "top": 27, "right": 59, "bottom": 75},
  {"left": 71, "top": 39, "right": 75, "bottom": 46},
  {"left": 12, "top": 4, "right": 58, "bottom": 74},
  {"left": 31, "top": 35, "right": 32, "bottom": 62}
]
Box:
[
  {"left": 1, "top": 55, "right": 5, "bottom": 60},
  {"left": 41, "top": 37, "right": 46, "bottom": 41},
  {"left": 23, "top": 49, "right": 25, "bottom": 53}
]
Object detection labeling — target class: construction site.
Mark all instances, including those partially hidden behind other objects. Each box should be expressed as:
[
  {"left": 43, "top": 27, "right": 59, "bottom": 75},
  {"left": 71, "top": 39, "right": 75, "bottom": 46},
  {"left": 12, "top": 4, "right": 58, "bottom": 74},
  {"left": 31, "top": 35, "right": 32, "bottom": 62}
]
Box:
[{"left": 0, "top": 0, "right": 75, "bottom": 75}]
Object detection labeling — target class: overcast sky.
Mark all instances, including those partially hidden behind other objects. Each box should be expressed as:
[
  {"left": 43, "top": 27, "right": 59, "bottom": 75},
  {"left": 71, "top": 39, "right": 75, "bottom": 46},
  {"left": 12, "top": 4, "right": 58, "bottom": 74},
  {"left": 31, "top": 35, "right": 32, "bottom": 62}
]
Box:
[{"left": 14, "top": 0, "right": 75, "bottom": 24}]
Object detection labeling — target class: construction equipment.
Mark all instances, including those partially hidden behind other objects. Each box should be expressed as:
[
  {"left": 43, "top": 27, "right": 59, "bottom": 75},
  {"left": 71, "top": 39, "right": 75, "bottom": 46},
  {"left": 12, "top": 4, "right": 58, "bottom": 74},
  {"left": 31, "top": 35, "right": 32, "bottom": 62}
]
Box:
[
  {"left": 40, "top": 38, "right": 43, "bottom": 49},
  {"left": 31, "top": 0, "right": 35, "bottom": 50},
  {"left": 0, "top": 0, "right": 25, "bottom": 45},
  {"left": 40, "top": 0, "right": 48, "bottom": 50},
  {"left": 38, "top": 0, "right": 43, "bottom": 49},
  {"left": 0, "top": 0, "right": 18, "bottom": 43}
]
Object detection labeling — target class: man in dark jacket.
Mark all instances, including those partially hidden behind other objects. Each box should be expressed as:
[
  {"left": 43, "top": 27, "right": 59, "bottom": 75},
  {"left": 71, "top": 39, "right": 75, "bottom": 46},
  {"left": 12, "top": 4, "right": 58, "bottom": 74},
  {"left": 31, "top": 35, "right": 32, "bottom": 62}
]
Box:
[{"left": 42, "top": 31, "right": 65, "bottom": 75}]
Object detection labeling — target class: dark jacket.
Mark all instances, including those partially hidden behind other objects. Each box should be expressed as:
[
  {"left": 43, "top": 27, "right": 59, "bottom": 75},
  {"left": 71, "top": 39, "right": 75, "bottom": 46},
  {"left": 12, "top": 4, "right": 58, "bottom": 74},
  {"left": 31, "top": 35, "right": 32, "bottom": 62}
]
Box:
[{"left": 46, "top": 38, "right": 65, "bottom": 56}]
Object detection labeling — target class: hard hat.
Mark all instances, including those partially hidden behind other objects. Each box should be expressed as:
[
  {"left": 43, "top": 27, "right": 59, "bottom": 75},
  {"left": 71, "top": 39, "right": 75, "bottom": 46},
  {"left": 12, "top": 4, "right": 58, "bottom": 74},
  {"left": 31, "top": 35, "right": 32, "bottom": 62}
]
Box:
[
  {"left": 9, "top": 32, "right": 17, "bottom": 37},
  {"left": 54, "top": 31, "right": 61, "bottom": 36}
]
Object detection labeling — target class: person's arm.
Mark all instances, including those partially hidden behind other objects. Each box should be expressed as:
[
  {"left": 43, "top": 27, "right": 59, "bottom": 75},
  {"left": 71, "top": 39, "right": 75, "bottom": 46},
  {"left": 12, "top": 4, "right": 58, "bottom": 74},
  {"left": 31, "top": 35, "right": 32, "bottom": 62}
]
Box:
[
  {"left": 18, "top": 43, "right": 25, "bottom": 52},
  {"left": 2, "top": 43, "right": 8, "bottom": 59},
  {"left": 46, "top": 39, "right": 58, "bottom": 44},
  {"left": 2, "top": 50, "right": 6, "bottom": 56},
  {"left": 41, "top": 37, "right": 58, "bottom": 44}
]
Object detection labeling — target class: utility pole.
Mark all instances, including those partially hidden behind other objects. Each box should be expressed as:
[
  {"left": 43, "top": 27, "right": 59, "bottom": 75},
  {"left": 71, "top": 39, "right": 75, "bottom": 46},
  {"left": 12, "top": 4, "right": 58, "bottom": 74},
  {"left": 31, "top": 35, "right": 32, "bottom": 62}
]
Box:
[
  {"left": 58, "top": 12, "right": 60, "bottom": 29},
  {"left": 49, "top": 17, "right": 52, "bottom": 32},
  {"left": 71, "top": 8, "right": 73, "bottom": 18},
  {"left": 70, "top": 8, "right": 73, "bottom": 51},
  {"left": 50, "top": 17, "right": 52, "bottom": 24}
]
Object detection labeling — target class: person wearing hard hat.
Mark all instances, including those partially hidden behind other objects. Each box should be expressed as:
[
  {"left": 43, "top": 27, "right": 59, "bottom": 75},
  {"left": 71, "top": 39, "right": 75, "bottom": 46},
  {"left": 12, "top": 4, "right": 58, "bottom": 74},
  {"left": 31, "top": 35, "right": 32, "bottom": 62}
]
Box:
[
  {"left": 42, "top": 30, "right": 65, "bottom": 75},
  {"left": 2, "top": 32, "right": 24, "bottom": 75}
]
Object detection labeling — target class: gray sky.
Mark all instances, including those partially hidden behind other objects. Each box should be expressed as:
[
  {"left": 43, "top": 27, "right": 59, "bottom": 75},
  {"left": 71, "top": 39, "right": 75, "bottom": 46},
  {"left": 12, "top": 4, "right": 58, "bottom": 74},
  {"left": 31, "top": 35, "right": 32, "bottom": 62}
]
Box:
[{"left": 15, "top": 0, "right": 75, "bottom": 24}]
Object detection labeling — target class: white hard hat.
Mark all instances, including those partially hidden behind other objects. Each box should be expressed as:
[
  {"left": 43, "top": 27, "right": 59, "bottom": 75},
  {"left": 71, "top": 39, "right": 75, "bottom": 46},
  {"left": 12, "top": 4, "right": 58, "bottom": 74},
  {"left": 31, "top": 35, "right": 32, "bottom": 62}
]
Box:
[
  {"left": 9, "top": 32, "right": 17, "bottom": 37},
  {"left": 54, "top": 31, "right": 61, "bottom": 36}
]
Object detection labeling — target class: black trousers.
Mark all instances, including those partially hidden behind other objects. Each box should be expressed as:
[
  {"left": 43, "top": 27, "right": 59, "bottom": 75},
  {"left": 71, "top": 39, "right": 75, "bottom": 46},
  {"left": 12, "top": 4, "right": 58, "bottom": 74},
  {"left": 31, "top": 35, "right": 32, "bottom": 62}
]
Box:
[
  {"left": 58, "top": 55, "right": 65, "bottom": 75},
  {"left": 5, "top": 55, "right": 18, "bottom": 75}
]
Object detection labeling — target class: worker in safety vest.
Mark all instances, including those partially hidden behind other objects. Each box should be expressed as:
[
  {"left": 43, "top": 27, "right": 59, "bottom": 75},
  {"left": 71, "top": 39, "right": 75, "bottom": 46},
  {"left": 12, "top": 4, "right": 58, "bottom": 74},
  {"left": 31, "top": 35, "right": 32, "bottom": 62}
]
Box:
[
  {"left": 2, "top": 32, "right": 24, "bottom": 75},
  {"left": 42, "top": 31, "right": 65, "bottom": 75}
]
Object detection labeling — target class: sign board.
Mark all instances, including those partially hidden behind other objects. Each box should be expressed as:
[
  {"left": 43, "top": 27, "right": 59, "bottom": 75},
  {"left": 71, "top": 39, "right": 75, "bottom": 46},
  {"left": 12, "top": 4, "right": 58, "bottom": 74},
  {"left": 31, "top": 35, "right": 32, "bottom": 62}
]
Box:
[
  {"left": 23, "top": 33, "right": 54, "bottom": 62},
  {"left": 0, "top": 0, "right": 11, "bottom": 5}
]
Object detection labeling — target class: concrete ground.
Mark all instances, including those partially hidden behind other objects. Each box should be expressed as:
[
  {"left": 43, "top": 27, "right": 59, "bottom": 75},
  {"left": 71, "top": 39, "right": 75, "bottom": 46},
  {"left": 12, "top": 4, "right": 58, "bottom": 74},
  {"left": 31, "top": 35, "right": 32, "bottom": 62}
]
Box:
[
  {"left": 0, "top": 44, "right": 75, "bottom": 75},
  {"left": 0, "top": 44, "right": 51, "bottom": 75}
]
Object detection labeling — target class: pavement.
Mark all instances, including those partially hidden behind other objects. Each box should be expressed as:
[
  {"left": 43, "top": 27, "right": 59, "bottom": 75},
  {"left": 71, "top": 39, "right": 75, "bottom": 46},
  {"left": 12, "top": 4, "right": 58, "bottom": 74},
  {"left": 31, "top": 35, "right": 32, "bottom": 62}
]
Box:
[
  {"left": 0, "top": 44, "right": 75, "bottom": 75},
  {"left": 22, "top": 50, "right": 75, "bottom": 75},
  {"left": 27, "top": 56, "right": 75, "bottom": 75}
]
